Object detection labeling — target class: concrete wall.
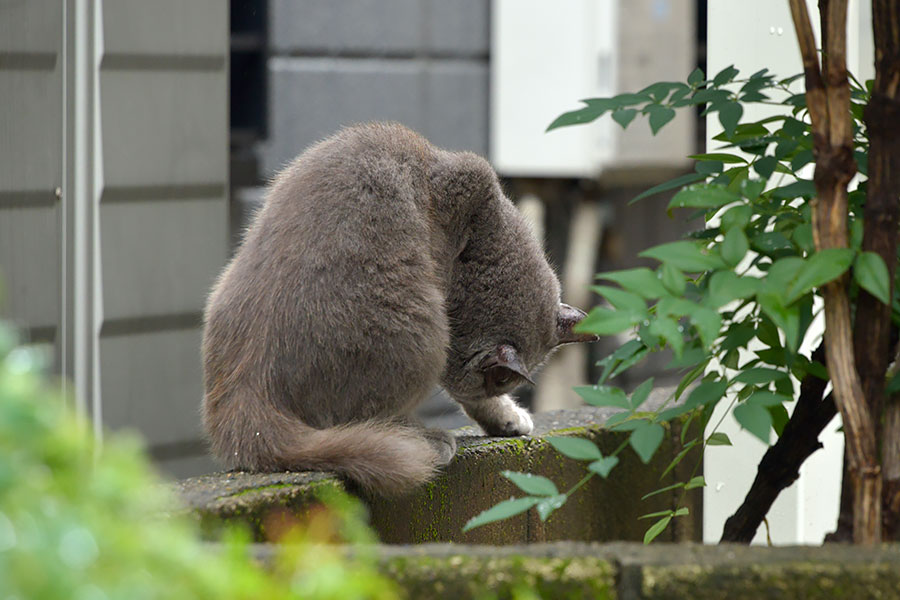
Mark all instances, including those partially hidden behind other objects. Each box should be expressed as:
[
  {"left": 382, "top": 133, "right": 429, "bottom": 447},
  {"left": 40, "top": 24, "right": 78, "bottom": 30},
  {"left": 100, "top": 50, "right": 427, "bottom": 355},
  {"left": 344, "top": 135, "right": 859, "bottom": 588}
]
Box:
[{"left": 262, "top": 0, "right": 490, "bottom": 175}]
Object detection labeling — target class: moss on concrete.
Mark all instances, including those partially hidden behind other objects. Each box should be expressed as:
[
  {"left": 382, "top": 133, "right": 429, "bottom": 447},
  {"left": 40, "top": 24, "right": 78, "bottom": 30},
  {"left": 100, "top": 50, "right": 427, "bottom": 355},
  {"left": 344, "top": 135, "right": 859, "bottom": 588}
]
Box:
[
  {"left": 175, "top": 403, "right": 702, "bottom": 544},
  {"left": 382, "top": 554, "right": 615, "bottom": 600},
  {"left": 366, "top": 542, "right": 900, "bottom": 600}
]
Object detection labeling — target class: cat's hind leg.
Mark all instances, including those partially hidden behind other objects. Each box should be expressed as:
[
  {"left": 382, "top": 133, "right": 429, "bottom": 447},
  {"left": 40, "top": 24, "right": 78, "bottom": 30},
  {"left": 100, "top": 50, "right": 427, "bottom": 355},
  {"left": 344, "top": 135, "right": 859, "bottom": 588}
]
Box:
[
  {"left": 460, "top": 394, "right": 534, "bottom": 437},
  {"left": 395, "top": 415, "right": 458, "bottom": 465}
]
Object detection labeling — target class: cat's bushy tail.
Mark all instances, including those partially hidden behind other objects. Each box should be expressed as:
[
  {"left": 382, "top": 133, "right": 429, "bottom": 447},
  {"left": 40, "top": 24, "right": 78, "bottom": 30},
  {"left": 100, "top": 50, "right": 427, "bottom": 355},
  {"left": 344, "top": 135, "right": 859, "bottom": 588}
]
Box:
[{"left": 203, "top": 390, "right": 442, "bottom": 496}]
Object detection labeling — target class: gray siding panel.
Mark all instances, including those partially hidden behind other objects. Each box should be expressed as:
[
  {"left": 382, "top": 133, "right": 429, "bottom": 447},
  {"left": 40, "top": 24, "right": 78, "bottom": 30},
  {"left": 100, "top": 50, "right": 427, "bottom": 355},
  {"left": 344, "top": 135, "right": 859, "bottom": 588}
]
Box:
[
  {"left": 264, "top": 57, "right": 423, "bottom": 172},
  {"left": 99, "top": 70, "right": 227, "bottom": 188},
  {"left": 0, "top": 205, "right": 60, "bottom": 329},
  {"left": 0, "top": 1, "right": 61, "bottom": 53},
  {"left": 264, "top": 58, "right": 487, "bottom": 172},
  {"left": 270, "top": 0, "right": 423, "bottom": 54},
  {"left": 0, "top": 69, "right": 63, "bottom": 192},
  {"left": 425, "top": 0, "right": 489, "bottom": 55},
  {"left": 423, "top": 61, "right": 488, "bottom": 155},
  {"left": 103, "top": 0, "right": 227, "bottom": 56},
  {"left": 99, "top": 199, "right": 227, "bottom": 321},
  {"left": 100, "top": 327, "right": 205, "bottom": 446}
]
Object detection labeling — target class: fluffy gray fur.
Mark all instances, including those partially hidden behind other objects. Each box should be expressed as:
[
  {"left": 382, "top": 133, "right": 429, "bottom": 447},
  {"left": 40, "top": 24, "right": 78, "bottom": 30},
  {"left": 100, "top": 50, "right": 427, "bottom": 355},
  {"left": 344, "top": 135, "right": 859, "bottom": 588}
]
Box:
[{"left": 202, "top": 123, "right": 595, "bottom": 496}]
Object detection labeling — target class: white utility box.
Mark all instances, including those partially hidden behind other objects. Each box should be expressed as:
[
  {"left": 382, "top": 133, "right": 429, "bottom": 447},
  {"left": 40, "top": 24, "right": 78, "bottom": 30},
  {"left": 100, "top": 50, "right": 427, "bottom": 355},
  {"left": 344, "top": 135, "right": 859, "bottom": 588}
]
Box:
[{"left": 490, "top": 0, "right": 694, "bottom": 178}]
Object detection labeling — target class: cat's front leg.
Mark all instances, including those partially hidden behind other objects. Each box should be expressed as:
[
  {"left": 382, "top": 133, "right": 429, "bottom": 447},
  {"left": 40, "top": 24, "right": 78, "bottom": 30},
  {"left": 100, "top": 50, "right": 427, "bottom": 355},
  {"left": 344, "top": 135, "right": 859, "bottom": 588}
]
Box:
[{"left": 461, "top": 394, "right": 534, "bottom": 437}]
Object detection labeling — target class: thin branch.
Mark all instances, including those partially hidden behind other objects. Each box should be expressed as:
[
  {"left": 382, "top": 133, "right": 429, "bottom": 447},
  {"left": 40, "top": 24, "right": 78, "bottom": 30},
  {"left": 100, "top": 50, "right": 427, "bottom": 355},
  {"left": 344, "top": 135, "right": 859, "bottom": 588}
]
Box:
[{"left": 720, "top": 344, "right": 833, "bottom": 543}]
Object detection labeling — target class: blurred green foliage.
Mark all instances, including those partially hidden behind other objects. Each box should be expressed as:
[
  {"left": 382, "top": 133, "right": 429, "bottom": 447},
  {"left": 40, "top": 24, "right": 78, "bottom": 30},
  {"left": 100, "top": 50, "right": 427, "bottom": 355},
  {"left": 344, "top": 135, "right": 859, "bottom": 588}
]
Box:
[{"left": 0, "top": 321, "right": 399, "bottom": 600}]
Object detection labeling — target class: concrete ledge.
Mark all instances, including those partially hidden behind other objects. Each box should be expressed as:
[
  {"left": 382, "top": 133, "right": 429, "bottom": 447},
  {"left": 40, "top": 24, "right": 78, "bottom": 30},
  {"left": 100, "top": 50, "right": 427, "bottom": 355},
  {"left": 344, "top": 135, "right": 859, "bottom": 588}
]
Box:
[
  {"left": 371, "top": 542, "right": 900, "bottom": 599},
  {"left": 175, "top": 399, "right": 703, "bottom": 544}
]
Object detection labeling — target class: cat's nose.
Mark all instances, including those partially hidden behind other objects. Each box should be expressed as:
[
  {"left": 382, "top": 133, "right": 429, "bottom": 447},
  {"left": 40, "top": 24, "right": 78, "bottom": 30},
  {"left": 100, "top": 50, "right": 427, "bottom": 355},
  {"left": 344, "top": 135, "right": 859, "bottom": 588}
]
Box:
[{"left": 556, "top": 303, "right": 600, "bottom": 345}]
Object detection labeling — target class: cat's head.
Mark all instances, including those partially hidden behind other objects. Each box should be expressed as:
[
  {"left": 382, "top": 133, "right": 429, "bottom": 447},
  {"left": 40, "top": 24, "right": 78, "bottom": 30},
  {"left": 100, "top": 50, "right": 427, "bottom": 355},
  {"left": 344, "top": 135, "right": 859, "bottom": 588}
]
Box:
[{"left": 440, "top": 170, "right": 597, "bottom": 403}]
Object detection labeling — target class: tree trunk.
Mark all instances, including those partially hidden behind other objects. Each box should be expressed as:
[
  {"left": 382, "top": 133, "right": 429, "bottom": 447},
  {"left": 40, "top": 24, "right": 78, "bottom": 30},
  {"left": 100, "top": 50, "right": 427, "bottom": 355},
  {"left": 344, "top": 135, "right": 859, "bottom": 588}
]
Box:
[{"left": 788, "top": 0, "right": 882, "bottom": 544}]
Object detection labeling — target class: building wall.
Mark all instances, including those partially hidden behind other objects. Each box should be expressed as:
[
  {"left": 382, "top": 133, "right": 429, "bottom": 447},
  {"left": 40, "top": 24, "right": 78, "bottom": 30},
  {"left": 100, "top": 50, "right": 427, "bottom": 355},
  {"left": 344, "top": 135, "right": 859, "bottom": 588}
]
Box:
[
  {"left": 0, "top": 0, "right": 229, "bottom": 478},
  {"left": 262, "top": 0, "right": 490, "bottom": 175},
  {"left": 0, "top": 1, "right": 64, "bottom": 354}
]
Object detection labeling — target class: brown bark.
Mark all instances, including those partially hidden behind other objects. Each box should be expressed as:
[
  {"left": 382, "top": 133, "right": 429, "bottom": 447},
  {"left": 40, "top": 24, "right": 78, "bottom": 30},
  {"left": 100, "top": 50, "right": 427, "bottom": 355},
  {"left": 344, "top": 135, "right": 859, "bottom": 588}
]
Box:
[
  {"left": 788, "top": 0, "right": 882, "bottom": 544},
  {"left": 721, "top": 346, "right": 834, "bottom": 543},
  {"left": 868, "top": 0, "right": 900, "bottom": 541}
]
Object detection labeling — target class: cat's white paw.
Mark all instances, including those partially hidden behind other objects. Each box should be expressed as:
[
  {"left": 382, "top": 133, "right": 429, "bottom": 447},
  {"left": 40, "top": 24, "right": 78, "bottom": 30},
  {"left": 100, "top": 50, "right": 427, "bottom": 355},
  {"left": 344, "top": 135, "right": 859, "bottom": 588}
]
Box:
[
  {"left": 502, "top": 402, "right": 534, "bottom": 436},
  {"left": 480, "top": 396, "right": 534, "bottom": 437}
]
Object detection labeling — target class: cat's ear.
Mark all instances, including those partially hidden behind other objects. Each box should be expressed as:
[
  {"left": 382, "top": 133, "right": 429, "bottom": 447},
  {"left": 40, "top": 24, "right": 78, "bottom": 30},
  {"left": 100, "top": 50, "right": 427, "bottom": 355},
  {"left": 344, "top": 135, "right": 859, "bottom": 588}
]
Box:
[
  {"left": 480, "top": 344, "right": 534, "bottom": 385},
  {"left": 556, "top": 303, "right": 600, "bottom": 345}
]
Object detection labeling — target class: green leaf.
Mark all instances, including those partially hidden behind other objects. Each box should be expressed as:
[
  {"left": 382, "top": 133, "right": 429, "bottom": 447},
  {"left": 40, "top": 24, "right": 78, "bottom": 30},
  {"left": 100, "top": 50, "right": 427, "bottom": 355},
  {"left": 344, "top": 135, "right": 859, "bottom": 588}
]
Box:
[
  {"left": 639, "top": 241, "right": 725, "bottom": 272},
  {"left": 886, "top": 371, "right": 900, "bottom": 395},
  {"left": 668, "top": 183, "right": 740, "bottom": 210},
  {"left": 647, "top": 104, "right": 676, "bottom": 134},
  {"left": 720, "top": 204, "right": 752, "bottom": 232},
  {"left": 463, "top": 497, "right": 540, "bottom": 531},
  {"left": 535, "top": 494, "right": 567, "bottom": 522},
  {"left": 740, "top": 178, "right": 766, "bottom": 201},
  {"left": 695, "top": 159, "right": 724, "bottom": 175},
  {"left": 721, "top": 227, "right": 750, "bottom": 267},
  {"left": 685, "top": 380, "right": 729, "bottom": 408},
  {"left": 771, "top": 179, "right": 815, "bottom": 200},
  {"left": 684, "top": 475, "right": 706, "bottom": 490},
  {"left": 707, "top": 432, "right": 732, "bottom": 446},
  {"left": 757, "top": 291, "right": 800, "bottom": 351},
  {"left": 687, "top": 67, "right": 705, "bottom": 86},
  {"left": 713, "top": 64, "right": 739, "bottom": 86},
  {"left": 786, "top": 248, "right": 855, "bottom": 303},
  {"left": 708, "top": 271, "right": 758, "bottom": 306},
  {"left": 612, "top": 108, "right": 638, "bottom": 128},
  {"left": 596, "top": 340, "right": 645, "bottom": 384},
  {"left": 854, "top": 252, "right": 891, "bottom": 305},
  {"left": 752, "top": 231, "right": 794, "bottom": 254},
  {"left": 545, "top": 436, "right": 603, "bottom": 461},
  {"left": 659, "top": 438, "right": 700, "bottom": 478},
  {"left": 631, "top": 378, "right": 655, "bottom": 410},
  {"left": 597, "top": 268, "right": 669, "bottom": 299},
  {"left": 630, "top": 173, "right": 706, "bottom": 204},
  {"left": 546, "top": 98, "right": 617, "bottom": 131},
  {"left": 688, "top": 152, "right": 747, "bottom": 164},
  {"left": 588, "top": 456, "right": 619, "bottom": 478},
  {"left": 502, "top": 471, "right": 558, "bottom": 497},
  {"left": 734, "top": 402, "right": 772, "bottom": 444},
  {"left": 718, "top": 101, "right": 743, "bottom": 137},
  {"left": 733, "top": 367, "right": 789, "bottom": 385},
  {"left": 649, "top": 316, "right": 684, "bottom": 357},
  {"left": 746, "top": 390, "right": 792, "bottom": 407},
  {"left": 691, "top": 307, "right": 723, "bottom": 348},
  {"left": 590, "top": 285, "right": 648, "bottom": 313},
  {"left": 660, "top": 263, "right": 686, "bottom": 296},
  {"left": 768, "top": 403, "right": 790, "bottom": 436},
  {"left": 576, "top": 307, "right": 642, "bottom": 335},
  {"left": 641, "top": 483, "right": 684, "bottom": 501},
  {"left": 574, "top": 385, "right": 630, "bottom": 409},
  {"left": 753, "top": 155, "right": 778, "bottom": 179},
  {"left": 629, "top": 422, "right": 665, "bottom": 464},
  {"left": 644, "top": 515, "right": 672, "bottom": 544}
]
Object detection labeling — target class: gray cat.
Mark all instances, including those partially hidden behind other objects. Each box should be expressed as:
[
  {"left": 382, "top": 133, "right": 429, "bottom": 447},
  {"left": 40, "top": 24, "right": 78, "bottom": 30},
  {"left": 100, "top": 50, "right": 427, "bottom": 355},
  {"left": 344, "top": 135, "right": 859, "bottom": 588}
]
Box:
[{"left": 202, "top": 123, "right": 596, "bottom": 496}]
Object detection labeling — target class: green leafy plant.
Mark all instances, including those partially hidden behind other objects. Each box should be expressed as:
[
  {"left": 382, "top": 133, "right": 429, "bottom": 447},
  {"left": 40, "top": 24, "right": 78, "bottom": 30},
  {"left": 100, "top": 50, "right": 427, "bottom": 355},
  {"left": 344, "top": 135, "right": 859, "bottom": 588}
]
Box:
[
  {"left": 0, "top": 321, "right": 399, "bottom": 599},
  {"left": 465, "top": 63, "right": 897, "bottom": 543}
]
